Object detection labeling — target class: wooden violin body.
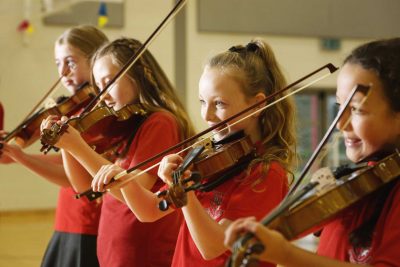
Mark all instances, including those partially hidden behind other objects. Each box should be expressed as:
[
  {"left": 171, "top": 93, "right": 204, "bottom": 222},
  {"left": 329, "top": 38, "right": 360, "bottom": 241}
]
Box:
[
  {"left": 40, "top": 103, "right": 147, "bottom": 154},
  {"left": 228, "top": 150, "right": 400, "bottom": 267},
  {"left": 157, "top": 134, "right": 257, "bottom": 209},
  {"left": 4, "top": 84, "right": 97, "bottom": 147},
  {"left": 272, "top": 151, "right": 400, "bottom": 240},
  {"left": 195, "top": 135, "right": 255, "bottom": 180}
]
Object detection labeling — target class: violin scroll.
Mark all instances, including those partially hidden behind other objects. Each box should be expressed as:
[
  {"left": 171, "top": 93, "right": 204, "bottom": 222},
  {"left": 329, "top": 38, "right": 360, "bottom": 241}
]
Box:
[
  {"left": 228, "top": 237, "right": 265, "bottom": 267},
  {"left": 40, "top": 122, "right": 69, "bottom": 154},
  {"left": 157, "top": 172, "right": 202, "bottom": 210},
  {"left": 157, "top": 146, "right": 205, "bottom": 210}
]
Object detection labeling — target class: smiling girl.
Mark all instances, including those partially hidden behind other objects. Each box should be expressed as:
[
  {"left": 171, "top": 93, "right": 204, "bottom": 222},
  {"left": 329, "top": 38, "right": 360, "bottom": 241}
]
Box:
[{"left": 225, "top": 38, "right": 400, "bottom": 267}]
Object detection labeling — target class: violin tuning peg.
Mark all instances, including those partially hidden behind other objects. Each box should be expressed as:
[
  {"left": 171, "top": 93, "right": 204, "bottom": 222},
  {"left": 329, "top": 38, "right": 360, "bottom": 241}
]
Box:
[{"left": 158, "top": 199, "right": 170, "bottom": 211}]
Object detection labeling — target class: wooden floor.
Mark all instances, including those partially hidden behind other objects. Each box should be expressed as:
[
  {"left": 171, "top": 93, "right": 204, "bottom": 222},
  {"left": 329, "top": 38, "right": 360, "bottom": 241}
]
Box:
[
  {"left": 0, "top": 210, "right": 54, "bottom": 267},
  {"left": 0, "top": 209, "right": 318, "bottom": 267}
]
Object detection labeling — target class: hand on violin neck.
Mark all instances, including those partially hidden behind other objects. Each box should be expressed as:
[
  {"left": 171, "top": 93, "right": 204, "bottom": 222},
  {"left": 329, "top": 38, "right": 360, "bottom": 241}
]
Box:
[
  {"left": 40, "top": 115, "right": 63, "bottom": 132},
  {"left": 41, "top": 115, "right": 82, "bottom": 152},
  {"left": 158, "top": 154, "right": 191, "bottom": 185},
  {"left": 225, "top": 217, "right": 292, "bottom": 266}
]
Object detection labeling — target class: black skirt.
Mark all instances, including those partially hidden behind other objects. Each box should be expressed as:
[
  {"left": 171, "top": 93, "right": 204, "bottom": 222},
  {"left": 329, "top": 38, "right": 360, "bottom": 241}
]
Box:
[{"left": 41, "top": 231, "right": 99, "bottom": 267}]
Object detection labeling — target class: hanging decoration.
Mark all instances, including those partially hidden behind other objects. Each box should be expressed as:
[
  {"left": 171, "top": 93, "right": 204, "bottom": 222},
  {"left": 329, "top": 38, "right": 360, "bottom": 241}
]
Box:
[
  {"left": 17, "top": 0, "right": 35, "bottom": 45},
  {"left": 97, "top": 2, "right": 108, "bottom": 28},
  {"left": 17, "top": 19, "right": 34, "bottom": 34}
]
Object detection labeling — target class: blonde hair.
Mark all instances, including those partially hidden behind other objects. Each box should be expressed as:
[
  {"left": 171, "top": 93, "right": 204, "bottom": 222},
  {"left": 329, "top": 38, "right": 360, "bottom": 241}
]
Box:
[
  {"left": 91, "top": 37, "right": 195, "bottom": 140},
  {"left": 56, "top": 25, "right": 109, "bottom": 59},
  {"left": 206, "top": 38, "right": 297, "bottom": 173}
]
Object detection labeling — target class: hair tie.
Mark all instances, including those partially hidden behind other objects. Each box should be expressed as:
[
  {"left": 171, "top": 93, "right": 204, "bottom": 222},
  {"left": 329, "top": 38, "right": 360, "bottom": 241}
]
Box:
[{"left": 246, "top": 42, "right": 259, "bottom": 53}]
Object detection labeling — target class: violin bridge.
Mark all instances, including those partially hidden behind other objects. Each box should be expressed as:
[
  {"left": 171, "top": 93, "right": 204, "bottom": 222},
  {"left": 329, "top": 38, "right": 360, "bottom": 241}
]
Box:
[
  {"left": 310, "top": 167, "right": 337, "bottom": 195},
  {"left": 195, "top": 137, "right": 213, "bottom": 151}
]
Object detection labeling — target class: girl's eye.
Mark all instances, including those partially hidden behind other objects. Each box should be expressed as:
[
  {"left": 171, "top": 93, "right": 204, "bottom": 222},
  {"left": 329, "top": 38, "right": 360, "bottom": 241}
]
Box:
[
  {"left": 67, "top": 60, "right": 77, "bottom": 69},
  {"left": 199, "top": 99, "right": 206, "bottom": 105},
  {"left": 350, "top": 105, "right": 363, "bottom": 114},
  {"left": 215, "top": 101, "right": 226, "bottom": 108}
]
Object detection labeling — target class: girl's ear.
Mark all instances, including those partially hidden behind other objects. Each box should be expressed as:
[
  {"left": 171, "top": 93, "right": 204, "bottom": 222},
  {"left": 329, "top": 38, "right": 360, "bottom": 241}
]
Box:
[
  {"left": 251, "top": 92, "right": 267, "bottom": 118},
  {"left": 254, "top": 92, "right": 266, "bottom": 103}
]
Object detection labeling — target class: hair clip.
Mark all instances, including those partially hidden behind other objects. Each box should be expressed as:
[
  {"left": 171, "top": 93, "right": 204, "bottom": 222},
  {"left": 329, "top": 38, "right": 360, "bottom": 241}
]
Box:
[{"left": 228, "top": 46, "right": 241, "bottom": 53}]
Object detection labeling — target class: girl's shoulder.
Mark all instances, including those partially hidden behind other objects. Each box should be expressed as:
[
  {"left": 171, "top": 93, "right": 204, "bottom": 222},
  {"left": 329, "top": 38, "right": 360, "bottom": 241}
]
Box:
[
  {"left": 251, "top": 161, "right": 287, "bottom": 180},
  {"left": 239, "top": 161, "right": 288, "bottom": 191},
  {"left": 144, "top": 110, "right": 178, "bottom": 126}
]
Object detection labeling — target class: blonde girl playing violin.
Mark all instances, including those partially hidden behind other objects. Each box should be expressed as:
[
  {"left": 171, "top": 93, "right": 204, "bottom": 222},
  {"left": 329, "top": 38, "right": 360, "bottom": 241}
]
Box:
[
  {"left": 41, "top": 37, "right": 195, "bottom": 267},
  {"left": 0, "top": 25, "right": 107, "bottom": 267},
  {"left": 90, "top": 38, "right": 297, "bottom": 266},
  {"left": 225, "top": 38, "right": 400, "bottom": 266}
]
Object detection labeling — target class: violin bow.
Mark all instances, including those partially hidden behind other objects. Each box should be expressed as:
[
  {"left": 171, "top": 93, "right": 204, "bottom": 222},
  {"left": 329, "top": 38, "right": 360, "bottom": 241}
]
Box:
[
  {"left": 80, "top": 0, "right": 187, "bottom": 115},
  {"left": 76, "top": 63, "right": 338, "bottom": 200}
]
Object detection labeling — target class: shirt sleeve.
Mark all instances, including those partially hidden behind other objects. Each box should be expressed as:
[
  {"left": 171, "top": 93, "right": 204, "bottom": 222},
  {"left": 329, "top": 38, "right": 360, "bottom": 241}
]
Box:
[{"left": 127, "top": 112, "right": 181, "bottom": 177}]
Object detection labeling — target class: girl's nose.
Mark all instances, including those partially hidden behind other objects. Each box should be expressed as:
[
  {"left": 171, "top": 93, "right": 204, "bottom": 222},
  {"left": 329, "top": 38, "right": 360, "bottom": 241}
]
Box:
[
  {"left": 202, "top": 104, "right": 216, "bottom": 122},
  {"left": 58, "top": 63, "right": 70, "bottom": 77}
]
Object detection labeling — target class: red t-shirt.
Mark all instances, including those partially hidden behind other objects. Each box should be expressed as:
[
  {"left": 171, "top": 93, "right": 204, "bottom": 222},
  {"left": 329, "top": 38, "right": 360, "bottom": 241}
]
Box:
[
  {"left": 172, "top": 161, "right": 289, "bottom": 267},
  {"left": 317, "top": 179, "right": 400, "bottom": 266},
  {"left": 97, "top": 111, "right": 183, "bottom": 267},
  {"left": 54, "top": 186, "right": 101, "bottom": 235}
]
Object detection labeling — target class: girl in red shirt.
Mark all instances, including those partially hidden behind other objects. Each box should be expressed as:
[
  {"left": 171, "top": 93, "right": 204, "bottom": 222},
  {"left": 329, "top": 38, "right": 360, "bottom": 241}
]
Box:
[
  {"left": 91, "top": 38, "right": 297, "bottom": 266},
  {"left": 41, "top": 37, "right": 195, "bottom": 267},
  {"left": 0, "top": 25, "right": 108, "bottom": 267},
  {"left": 224, "top": 38, "right": 400, "bottom": 266}
]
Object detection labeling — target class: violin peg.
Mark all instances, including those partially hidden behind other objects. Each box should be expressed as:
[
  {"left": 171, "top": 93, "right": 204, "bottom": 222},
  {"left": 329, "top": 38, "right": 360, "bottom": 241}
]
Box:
[{"left": 158, "top": 199, "right": 170, "bottom": 211}]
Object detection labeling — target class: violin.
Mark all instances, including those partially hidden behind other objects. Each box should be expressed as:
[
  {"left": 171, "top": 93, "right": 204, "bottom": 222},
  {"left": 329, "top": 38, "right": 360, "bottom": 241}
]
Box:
[
  {"left": 227, "top": 150, "right": 400, "bottom": 267},
  {"left": 157, "top": 132, "right": 257, "bottom": 210},
  {"left": 40, "top": 103, "right": 147, "bottom": 154},
  {"left": 2, "top": 83, "right": 97, "bottom": 148}
]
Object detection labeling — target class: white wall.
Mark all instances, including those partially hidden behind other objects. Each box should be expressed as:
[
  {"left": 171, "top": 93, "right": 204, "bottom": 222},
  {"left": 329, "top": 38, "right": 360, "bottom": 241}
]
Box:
[
  {"left": 183, "top": 1, "right": 372, "bottom": 131},
  {"left": 0, "top": 0, "right": 372, "bottom": 211}
]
